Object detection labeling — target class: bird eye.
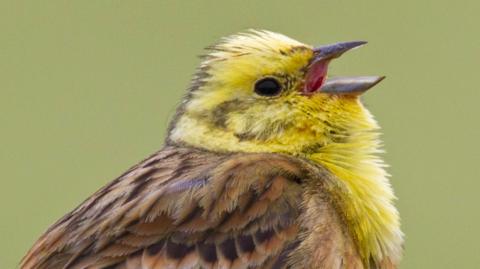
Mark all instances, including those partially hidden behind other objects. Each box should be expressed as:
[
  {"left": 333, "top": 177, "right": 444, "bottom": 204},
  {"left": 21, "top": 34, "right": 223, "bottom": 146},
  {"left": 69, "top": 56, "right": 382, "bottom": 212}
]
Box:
[{"left": 254, "top": 77, "right": 282, "bottom": 96}]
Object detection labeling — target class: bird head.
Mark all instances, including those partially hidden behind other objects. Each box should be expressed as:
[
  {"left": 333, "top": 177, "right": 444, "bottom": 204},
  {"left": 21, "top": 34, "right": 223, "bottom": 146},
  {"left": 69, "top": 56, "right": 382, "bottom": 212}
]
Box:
[{"left": 168, "top": 30, "right": 384, "bottom": 156}]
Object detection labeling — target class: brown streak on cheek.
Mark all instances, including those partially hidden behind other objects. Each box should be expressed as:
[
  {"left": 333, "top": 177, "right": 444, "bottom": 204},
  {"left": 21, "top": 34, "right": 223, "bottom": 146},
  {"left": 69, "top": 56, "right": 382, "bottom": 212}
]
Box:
[
  {"left": 209, "top": 99, "right": 248, "bottom": 129},
  {"left": 234, "top": 132, "right": 257, "bottom": 142}
]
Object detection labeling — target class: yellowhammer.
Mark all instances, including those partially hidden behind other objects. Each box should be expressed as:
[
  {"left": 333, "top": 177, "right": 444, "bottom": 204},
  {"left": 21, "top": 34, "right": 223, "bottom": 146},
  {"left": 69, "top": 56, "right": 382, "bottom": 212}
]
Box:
[{"left": 21, "top": 30, "right": 403, "bottom": 269}]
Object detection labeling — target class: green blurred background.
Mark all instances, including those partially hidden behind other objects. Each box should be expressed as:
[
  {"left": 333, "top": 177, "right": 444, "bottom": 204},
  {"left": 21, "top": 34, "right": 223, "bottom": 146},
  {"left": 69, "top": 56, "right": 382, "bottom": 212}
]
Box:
[{"left": 1, "top": 1, "right": 479, "bottom": 268}]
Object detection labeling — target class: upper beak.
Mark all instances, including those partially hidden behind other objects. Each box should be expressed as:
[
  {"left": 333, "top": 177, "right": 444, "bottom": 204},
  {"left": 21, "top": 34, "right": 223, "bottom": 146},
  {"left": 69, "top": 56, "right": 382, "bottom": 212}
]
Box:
[
  {"left": 312, "top": 41, "right": 367, "bottom": 61},
  {"left": 303, "top": 41, "right": 385, "bottom": 95}
]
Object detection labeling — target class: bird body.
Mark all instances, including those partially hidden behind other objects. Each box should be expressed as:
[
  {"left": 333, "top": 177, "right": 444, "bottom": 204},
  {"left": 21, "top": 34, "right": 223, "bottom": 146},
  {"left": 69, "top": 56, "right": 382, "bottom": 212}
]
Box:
[{"left": 21, "top": 30, "right": 403, "bottom": 269}]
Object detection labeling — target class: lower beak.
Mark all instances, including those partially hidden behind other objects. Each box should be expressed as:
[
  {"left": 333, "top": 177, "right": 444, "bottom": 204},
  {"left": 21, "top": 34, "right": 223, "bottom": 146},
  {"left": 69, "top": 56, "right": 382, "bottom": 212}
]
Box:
[
  {"left": 320, "top": 76, "right": 385, "bottom": 95},
  {"left": 304, "top": 41, "right": 385, "bottom": 95}
]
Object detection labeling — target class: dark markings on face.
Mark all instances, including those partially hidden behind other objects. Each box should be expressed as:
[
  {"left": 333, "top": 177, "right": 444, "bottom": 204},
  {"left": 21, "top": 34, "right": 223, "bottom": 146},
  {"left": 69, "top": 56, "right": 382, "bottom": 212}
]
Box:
[
  {"left": 301, "top": 143, "right": 325, "bottom": 154},
  {"left": 327, "top": 129, "right": 350, "bottom": 143},
  {"left": 210, "top": 99, "right": 249, "bottom": 129},
  {"left": 284, "top": 75, "right": 295, "bottom": 90},
  {"left": 234, "top": 132, "right": 257, "bottom": 142},
  {"left": 166, "top": 60, "right": 214, "bottom": 142},
  {"left": 289, "top": 46, "right": 310, "bottom": 54},
  {"left": 269, "top": 72, "right": 298, "bottom": 93},
  {"left": 234, "top": 119, "right": 294, "bottom": 142}
]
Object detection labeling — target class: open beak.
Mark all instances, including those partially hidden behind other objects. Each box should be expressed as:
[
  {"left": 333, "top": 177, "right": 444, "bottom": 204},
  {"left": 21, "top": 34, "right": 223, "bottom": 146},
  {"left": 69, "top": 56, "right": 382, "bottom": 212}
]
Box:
[{"left": 303, "top": 41, "right": 385, "bottom": 95}]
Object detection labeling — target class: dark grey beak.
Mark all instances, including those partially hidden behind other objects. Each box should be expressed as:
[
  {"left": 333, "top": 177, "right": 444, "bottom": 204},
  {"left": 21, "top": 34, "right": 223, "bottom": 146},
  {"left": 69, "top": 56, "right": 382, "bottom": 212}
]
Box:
[
  {"left": 313, "top": 41, "right": 367, "bottom": 61},
  {"left": 305, "top": 41, "right": 385, "bottom": 95},
  {"left": 320, "top": 76, "right": 386, "bottom": 94}
]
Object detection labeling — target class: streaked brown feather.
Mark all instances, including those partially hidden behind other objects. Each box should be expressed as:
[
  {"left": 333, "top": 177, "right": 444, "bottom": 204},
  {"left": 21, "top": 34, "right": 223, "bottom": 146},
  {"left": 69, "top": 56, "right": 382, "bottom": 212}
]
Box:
[{"left": 21, "top": 146, "right": 363, "bottom": 269}]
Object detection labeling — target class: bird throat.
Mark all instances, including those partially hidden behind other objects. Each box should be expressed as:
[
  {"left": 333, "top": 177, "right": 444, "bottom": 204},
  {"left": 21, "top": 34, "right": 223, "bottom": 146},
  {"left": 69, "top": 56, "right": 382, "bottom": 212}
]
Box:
[{"left": 307, "top": 132, "right": 403, "bottom": 267}]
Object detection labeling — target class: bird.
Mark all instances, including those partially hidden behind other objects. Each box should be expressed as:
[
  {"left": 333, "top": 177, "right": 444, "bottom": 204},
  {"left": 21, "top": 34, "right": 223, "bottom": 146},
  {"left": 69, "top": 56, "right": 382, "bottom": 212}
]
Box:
[{"left": 21, "top": 30, "right": 403, "bottom": 269}]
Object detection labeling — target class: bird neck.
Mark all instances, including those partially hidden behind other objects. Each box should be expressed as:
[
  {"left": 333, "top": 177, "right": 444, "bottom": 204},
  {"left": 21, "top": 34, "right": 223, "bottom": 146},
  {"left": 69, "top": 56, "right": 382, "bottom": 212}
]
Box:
[{"left": 307, "top": 127, "right": 403, "bottom": 267}]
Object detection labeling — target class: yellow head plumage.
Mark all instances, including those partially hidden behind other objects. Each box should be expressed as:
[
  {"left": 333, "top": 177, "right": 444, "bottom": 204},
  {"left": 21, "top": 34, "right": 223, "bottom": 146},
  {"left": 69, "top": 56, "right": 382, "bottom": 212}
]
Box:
[{"left": 169, "top": 30, "right": 403, "bottom": 266}]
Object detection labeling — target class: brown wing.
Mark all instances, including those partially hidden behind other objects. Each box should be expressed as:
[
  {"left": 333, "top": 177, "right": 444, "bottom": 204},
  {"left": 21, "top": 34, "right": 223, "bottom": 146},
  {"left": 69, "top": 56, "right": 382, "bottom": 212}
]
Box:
[{"left": 21, "top": 146, "right": 309, "bottom": 269}]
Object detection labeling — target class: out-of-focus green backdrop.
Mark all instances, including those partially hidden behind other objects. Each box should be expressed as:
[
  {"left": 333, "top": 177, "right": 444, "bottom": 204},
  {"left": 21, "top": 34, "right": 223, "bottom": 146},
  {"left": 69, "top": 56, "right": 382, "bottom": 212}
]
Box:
[{"left": 1, "top": 1, "right": 479, "bottom": 268}]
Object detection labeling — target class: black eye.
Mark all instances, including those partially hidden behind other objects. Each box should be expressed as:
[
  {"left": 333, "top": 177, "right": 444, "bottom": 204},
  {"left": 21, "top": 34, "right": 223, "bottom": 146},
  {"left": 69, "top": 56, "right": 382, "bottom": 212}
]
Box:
[{"left": 254, "top": 78, "right": 282, "bottom": 96}]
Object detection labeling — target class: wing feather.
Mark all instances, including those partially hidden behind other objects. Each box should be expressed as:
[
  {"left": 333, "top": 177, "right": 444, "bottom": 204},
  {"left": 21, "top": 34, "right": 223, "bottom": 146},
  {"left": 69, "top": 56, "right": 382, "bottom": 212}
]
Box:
[{"left": 21, "top": 147, "right": 308, "bottom": 269}]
